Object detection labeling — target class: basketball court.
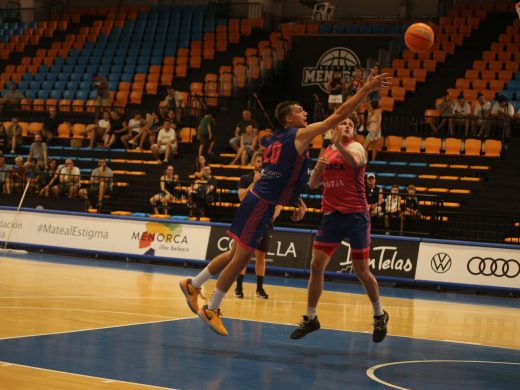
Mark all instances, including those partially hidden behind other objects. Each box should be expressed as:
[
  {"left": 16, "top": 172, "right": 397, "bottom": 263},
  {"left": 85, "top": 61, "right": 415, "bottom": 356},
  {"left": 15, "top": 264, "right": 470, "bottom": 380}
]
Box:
[{"left": 0, "top": 252, "right": 518, "bottom": 389}]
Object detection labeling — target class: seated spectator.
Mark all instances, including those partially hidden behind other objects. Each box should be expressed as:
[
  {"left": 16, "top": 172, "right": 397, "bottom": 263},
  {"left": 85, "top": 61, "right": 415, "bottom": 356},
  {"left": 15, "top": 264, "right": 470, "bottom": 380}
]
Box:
[
  {"left": 187, "top": 166, "right": 217, "bottom": 219},
  {"left": 38, "top": 159, "right": 58, "bottom": 197},
  {"left": 7, "top": 117, "right": 22, "bottom": 154},
  {"left": 473, "top": 92, "right": 492, "bottom": 138},
  {"left": 362, "top": 100, "right": 382, "bottom": 161},
  {"left": 42, "top": 107, "right": 60, "bottom": 144},
  {"left": 0, "top": 83, "right": 24, "bottom": 115},
  {"left": 229, "top": 110, "right": 259, "bottom": 153},
  {"left": 28, "top": 133, "right": 48, "bottom": 170},
  {"left": 106, "top": 110, "right": 127, "bottom": 149},
  {"left": 135, "top": 111, "right": 164, "bottom": 151},
  {"left": 366, "top": 173, "right": 383, "bottom": 219},
  {"left": 151, "top": 120, "right": 178, "bottom": 163},
  {"left": 490, "top": 95, "right": 515, "bottom": 141},
  {"left": 79, "top": 158, "right": 113, "bottom": 209},
  {"left": 149, "top": 165, "right": 181, "bottom": 214},
  {"left": 24, "top": 158, "right": 41, "bottom": 194},
  {"left": 230, "top": 124, "right": 257, "bottom": 165},
  {"left": 0, "top": 155, "right": 11, "bottom": 194},
  {"left": 85, "top": 111, "right": 111, "bottom": 149},
  {"left": 0, "top": 124, "right": 7, "bottom": 154},
  {"left": 163, "top": 87, "right": 184, "bottom": 121},
  {"left": 384, "top": 184, "right": 402, "bottom": 231},
  {"left": 121, "top": 113, "right": 145, "bottom": 150},
  {"left": 449, "top": 93, "right": 471, "bottom": 137},
  {"left": 258, "top": 128, "right": 273, "bottom": 152},
  {"left": 8, "top": 156, "right": 26, "bottom": 193},
  {"left": 197, "top": 112, "right": 216, "bottom": 158},
  {"left": 428, "top": 91, "right": 453, "bottom": 134},
  {"left": 52, "top": 158, "right": 81, "bottom": 198}
]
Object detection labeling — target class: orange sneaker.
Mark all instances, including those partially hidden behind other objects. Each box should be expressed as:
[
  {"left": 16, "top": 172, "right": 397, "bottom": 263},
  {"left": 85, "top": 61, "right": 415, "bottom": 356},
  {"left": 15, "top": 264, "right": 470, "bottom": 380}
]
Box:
[
  {"left": 197, "top": 305, "right": 228, "bottom": 336},
  {"left": 179, "top": 278, "right": 202, "bottom": 314}
]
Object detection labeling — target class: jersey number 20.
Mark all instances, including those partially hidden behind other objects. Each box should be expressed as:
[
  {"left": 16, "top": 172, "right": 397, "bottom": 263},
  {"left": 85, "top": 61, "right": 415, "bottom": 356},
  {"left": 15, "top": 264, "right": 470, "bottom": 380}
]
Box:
[{"left": 263, "top": 142, "right": 282, "bottom": 165}]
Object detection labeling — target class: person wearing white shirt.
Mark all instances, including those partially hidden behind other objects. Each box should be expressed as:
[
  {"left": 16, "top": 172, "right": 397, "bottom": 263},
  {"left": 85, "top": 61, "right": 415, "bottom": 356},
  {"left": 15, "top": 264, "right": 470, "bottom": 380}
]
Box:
[
  {"left": 151, "top": 121, "right": 178, "bottom": 163},
  {"left": 473, "top": 92, "right": 492, "bottom": 138},
  {"left": 449, "top": 93, "right": 471, "bottom": 137}
]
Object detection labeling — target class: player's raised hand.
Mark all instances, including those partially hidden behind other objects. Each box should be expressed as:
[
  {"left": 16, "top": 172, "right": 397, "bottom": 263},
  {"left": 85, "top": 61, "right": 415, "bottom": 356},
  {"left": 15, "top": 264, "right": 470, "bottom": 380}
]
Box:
[{"left": 364, "top": 69, "right": 391, "bottom": 92}]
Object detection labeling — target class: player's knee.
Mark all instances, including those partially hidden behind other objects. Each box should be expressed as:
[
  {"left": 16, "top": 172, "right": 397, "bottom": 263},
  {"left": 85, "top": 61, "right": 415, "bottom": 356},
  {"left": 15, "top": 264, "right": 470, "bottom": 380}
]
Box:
[{"left": 310, "top": 259, "right": 327, "bottom": 274}]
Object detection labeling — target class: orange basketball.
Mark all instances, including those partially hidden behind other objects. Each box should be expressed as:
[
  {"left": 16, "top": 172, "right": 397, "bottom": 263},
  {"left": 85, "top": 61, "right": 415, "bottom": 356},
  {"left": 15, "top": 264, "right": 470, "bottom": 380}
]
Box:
[{"left": 404, "top": 23, "right": 435, "bottom": 53}]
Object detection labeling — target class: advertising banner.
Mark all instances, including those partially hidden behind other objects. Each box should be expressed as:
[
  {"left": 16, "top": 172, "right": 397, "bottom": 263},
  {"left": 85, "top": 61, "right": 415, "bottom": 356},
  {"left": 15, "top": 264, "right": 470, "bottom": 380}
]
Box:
[
  {"left": 416, "top": 242, "right": 520, "bottom": 289},
  {"left": 206, "top": 226, "right": 312, "bottom": 270},
  {"left": 0, "top": 210, "right": 210, "bottom": 261},
  {"left": 327, "top": 238, "right": 420, "bottom": 279}
]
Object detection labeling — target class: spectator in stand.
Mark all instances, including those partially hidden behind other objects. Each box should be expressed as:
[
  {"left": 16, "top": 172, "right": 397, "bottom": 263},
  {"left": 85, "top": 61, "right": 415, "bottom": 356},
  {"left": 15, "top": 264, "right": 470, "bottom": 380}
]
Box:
[
  {"left": 151, "top": 120, "right": 178, "bottom": 163},
  {"left": 28, "top": 133, "right": 48, "bottom": 170},
  {"left": 121, "top": 113, "right": 145, "bottom": 150},
  {"left": 258, "top": 127, "right": 273, "bottom": 152},
  {"left": 106, "top": 110, "right": 127, "bottom": 149},
  {"left": 24, "top": 158, "right": 41, "bottom": 194},
  {"left": 164, "top": 87, "right": 184, "bottom": 121},
  {"left": 38, "top": 159, "right": 58, "bottom": 197},
  {"left": 449, "top": 93, "right": 471, "bottom": 137},
  {"left": 473, "top": 92, "right": 492, "bottom": 138},
  {"left": 229, "top": 110, "right": 259, "bottom": 153},
  {"left": 194, "top": 155, "right": 208, "bottom": 179},
  {"left": 93, "top": 74, "right": 109, "bottom": 120},
  {"left": 41, "top": 107, "right": 60, "bottom": 144},
  {"left": 197, "top": 112, "right": 216, "bottom": 158},
  {"left": 0, "top": 124, "right": 8, "bottom": 154},
  {"left": 326, "top": 68, "right": 345, "bottom": 111},
  {"left": 187, "top": 166, "right": 217, "bottom": 219},
  {"left": 149, "top": 165, "right": 180, "bottom": 214},
  {"left": 491, "top": 95, "right": 515, "bottom": 141},
  {"left": 362, "top": 100, "right": 383, "bottom": 161},
  {"left": 401, "top": 184, "right": 420, "bottom": 231},
  {"left": 0, "top": 155, "right": 11, "bottom": 193},
  {"left": 384, "top": 184, "right": 402, "bottom": 232},
  {"left": 79, "top": 158, "right": 113, "bottom": 209},
  {"left": 8, "top": 156, "right": 25, "bottom": 193},
  {"left": 7, "top": 117, "right": 22, "bottom": 154},
  {"left": 85, "top": 111, "right": 111, "bottom": 149},
  {"left": 366, "top": 173, "right": 383, "bottom": 219},
  {"left": 428, "top": 91, "right": 454, "bottom": 134},
  {"left": 0, "top": 83, "right": 24, "bottom": 115},
  {"left": 52, "top": 158, "right": 81, "bottom": 198},
  {"left": 230, "top": 124, "right": 258, "bottom": 165},
  {"left": 345, "top": 66, "right": 365, "bottom": 98}
]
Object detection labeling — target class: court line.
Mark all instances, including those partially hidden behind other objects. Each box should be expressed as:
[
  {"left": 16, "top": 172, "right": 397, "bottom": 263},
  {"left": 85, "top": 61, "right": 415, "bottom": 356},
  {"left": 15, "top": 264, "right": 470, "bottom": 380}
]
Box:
[
  {"left": 0, "top": 360, "right": 179, "bottom": 390},
  {"left": 366, "top": 360, "right": 520, "bottom": 390}
]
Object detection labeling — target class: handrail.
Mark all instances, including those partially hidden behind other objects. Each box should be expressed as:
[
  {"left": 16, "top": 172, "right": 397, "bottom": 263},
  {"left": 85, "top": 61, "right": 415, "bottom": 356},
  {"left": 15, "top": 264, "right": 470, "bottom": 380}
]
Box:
[{"left": 251, "top": 93, "right": 275, "bottom": 129}]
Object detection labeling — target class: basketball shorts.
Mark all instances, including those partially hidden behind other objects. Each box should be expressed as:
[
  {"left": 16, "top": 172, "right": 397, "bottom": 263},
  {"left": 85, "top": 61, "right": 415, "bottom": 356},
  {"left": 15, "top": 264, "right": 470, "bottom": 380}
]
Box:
[
  {"left": 228, "top": 191, "right": 275, "bottom": 252},
  {"left": 313, "top": 211, "right": 371, "bottom": 259}
]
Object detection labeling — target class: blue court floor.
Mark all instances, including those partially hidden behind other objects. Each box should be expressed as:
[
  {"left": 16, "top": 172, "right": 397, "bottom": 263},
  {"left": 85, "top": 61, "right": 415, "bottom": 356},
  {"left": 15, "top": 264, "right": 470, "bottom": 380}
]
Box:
[{"left": 1, "top": 317, "right": 519, "bottom": 389}]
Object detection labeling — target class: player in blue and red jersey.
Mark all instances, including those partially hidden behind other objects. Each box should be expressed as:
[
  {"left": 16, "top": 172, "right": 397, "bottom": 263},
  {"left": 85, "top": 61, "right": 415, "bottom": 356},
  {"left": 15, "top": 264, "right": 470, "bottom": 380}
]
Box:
[
  {"left": 180, "top": 70, "right": 390, "bottom": 336},
  {"left": 290, "top": 117, "right": 389, "bottom": 343}
]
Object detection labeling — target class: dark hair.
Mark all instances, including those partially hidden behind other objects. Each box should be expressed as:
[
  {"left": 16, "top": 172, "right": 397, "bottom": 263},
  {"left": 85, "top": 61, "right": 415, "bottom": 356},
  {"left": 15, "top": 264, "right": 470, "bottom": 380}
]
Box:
[
  {"left": 275, "top": 100, "right": 299, "bottom": 126},
  {"left": 251, "top": 151, "right": 263, "bottom": 162},
  {"left": 370, "top": 100, "right": 380, "bottom": 109},
  {"left": 497, "top": 95, "right": 507, "bottom": 103}
]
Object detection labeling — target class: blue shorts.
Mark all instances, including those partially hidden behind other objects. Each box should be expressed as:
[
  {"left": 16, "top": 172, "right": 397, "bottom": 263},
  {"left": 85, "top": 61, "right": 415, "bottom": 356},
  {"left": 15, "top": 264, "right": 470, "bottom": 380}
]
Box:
[
  {"left": 228, "top": 191, "right": 275, "bottom": 252},
  {"left": 314, "top": 211, "right": 371, "bottom": 259}
]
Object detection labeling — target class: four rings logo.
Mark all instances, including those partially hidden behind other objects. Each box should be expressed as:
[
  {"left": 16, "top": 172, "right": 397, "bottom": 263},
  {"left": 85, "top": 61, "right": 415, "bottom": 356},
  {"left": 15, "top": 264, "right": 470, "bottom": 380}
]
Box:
[
  {"left": 301, "top": 47, "right": 361, "bottom": 93},
  {"left": 467, "top": 257, "right": 520, "bottom": 278},
  {"left": 431, "top": 252, "right": 452, "bottom": 273}
]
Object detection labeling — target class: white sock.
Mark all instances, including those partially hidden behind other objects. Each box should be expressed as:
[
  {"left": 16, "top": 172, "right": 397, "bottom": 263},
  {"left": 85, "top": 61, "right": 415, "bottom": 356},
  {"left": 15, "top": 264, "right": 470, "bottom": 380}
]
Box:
[
  {"left": 372, "top": 301, "right": 384, "bottom": 316},
  {"left": 208, "top": 288, "right": 226, "bottom": 310},
  {"left": 191, "top": 267, "right": 212, "bottom": 288},
  {"left": 305, "top": 307, "right": 317, "bottom": 319}
]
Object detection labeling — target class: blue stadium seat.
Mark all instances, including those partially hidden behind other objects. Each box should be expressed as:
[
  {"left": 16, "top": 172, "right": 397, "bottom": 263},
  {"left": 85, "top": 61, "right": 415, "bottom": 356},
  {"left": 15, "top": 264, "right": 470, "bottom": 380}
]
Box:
[
  {"left": 62, "top": 65, "right": 74, "bottom": 73},
  {"left": 18, "top": 80, "right": 29, "bottom": 90},
  {"left": 79, "top": 81, "right": 91, "bottom": 90},
  {"left": 58, "top": 73, "right": 70, "bottom": 82},
  {"left": 500, "top": 90, "right": 514, "bottom": 101},
  {"left": 69, "top": 73, "right": 82, "bottom": 81},
  {"left": 123, "top": 65, "right": 135, "bottom": 73},
  {"left": 98, "top": 64, "right": 110, "bottom": 74},
  {"left": 319, "top": 24, "right": 333, "bottom": 33},
  {"left": 121, "top": 73, "right": 133, "bottom": 82},
  {"left": 29, "top": 80, "right": 41, "bottom": 90},
  {"left": 50, "top": 64, "right": 61, "bottom": 73},
  {"left": 88, "top": 90, "right": 97, "bottom": 99},
  {"left": 25, "top": 90, "right": 37, "bottom": 100},
  {"left": 150, "top": 56, "right": 162, "bottom": 65},
  {"left": 75, "top": 90, "right": 88, "bottom": 100},
  {"left": 54, "top": 81, "right": 66, "bottom": 90},
  {"left": 507, "top": 80, "right": 520, "bottom": 90},
  {"left": 54, "top": 57, "right": 65, "bottom": 65},
  {"left": 74, "top": 65, "right": 86, "bottom": 73},
  {"left": 50, "top": 90, "right": 62, "bottom": 100},
  {"left": 37, "top": 90, "right": 50, "bottom": 99},
  {"left": 76, "top": 57, "right": 89, "bottom": 65},
  {"left": 136, "top": 64, "right": 148, "bottom": 73},
  {"left": 66, "top": 81, "right": 79, "bottom": 91},
  {"left": 41, "top": 81, "right": 53, "bottom": 90},
  {"left": 86, "top": 65, "right": 98, "bottom": 74},
  {"left": 22, "top": 73, "right": 33, "bottom": 81}
]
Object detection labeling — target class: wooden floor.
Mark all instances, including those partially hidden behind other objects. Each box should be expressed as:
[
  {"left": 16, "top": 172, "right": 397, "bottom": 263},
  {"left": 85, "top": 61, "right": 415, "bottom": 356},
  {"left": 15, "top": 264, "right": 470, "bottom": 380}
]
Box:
[{"left": 0, "top": 254, "right": 519, "bottom": 389}]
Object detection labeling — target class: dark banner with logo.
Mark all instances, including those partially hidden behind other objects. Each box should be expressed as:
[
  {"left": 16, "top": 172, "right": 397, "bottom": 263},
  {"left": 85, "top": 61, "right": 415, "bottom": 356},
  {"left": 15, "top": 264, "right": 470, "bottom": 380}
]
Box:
[
  {"left": 327, "top": 238, "right": 420, "bottom": 279},
  {"left": 284, "top": 36, "right": 396, "bottom": 103},
  {"left": 205, "top": 226, "right": 312, "bottom": 270}
]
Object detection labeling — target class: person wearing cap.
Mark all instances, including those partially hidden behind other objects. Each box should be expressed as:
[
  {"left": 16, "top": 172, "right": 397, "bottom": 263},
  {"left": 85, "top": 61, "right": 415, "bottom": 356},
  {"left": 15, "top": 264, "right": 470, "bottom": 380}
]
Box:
[
  {"left": 449, "top": 93, "right": 471, "bottom": 137},
  {"left": 491, "top": 95, "right": 515, "bottom": 140},
  {"left": 366, "top": 173, "right": 383, "bottom": 218},
  {"left": 473, "top": 92, "right": 492, "bottom": 138},
  {"left": 6, "top": 117, "right": 22, "bottom": 154}
]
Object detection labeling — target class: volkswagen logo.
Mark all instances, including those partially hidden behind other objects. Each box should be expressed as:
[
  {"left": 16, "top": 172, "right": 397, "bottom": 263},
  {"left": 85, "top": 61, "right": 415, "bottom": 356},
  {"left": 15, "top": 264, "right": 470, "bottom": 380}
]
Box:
[
  {"left": 467, "top": 257, "right": 520, "bottom": 278},
  {"left": 431, "top": 252, "right": 452, "bottom": 273}
]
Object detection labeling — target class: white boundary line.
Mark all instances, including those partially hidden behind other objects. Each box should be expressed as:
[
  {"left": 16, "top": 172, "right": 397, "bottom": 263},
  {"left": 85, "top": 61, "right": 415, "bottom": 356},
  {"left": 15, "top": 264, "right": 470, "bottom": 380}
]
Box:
[{"left": 366, "top": 360, "right": 520, "bottom": 390}]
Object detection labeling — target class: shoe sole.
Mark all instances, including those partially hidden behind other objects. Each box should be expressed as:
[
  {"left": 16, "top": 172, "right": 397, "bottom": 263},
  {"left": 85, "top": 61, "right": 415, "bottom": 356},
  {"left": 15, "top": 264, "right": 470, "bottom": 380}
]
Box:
[
  {"left": 197, "top": 308, "right": 228, "bottom": 336},
  {"left": 290, "top": 325, "right": 320, "bottom": 340},
  {"left": 179, "top": 280, "right": 198, "bottom": 314}
]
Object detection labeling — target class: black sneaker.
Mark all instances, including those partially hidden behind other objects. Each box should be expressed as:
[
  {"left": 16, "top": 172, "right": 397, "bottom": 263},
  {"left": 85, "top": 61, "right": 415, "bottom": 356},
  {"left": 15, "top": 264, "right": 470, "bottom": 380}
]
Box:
[
  {"left": 256, "top": 289, "right": 269, "bottom": 299},
  {"left": 234, "top": 288, "right": 244, "bottom": 298},
  {"left": 290, "top": 316, "right": 320, "bottom": 339},
  {"left": 373, "top": 310, "right": 389, "bottom": 343}
]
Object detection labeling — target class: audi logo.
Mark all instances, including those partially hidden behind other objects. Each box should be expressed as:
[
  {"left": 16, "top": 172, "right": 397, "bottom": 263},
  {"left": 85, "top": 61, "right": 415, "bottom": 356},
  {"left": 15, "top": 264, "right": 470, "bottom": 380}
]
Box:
[{"left": 467, "top": 257, "right": 520, "bottom": 278}]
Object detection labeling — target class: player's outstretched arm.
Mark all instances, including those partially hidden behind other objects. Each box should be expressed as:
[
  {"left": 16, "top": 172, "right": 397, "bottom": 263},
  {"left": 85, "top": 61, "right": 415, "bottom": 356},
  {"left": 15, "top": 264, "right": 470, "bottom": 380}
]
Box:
[{"left": 295, "top": 70, "right": 391, "bottom": 153}]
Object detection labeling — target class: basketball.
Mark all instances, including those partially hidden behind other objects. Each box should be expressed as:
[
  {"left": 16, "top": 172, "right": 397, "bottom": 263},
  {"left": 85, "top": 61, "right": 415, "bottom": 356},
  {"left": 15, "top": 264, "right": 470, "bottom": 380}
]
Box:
[{"left": 404, "top": 23, "right": 435, "bottom": 53}]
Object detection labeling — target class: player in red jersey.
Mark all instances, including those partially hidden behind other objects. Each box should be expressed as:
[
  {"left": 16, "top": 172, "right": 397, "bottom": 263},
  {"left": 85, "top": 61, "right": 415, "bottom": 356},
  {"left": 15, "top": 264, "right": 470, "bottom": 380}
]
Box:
[
  {"left": 290, "top": 117, "right": 389, "bottom": 343},
  {"left": 180, "top": 71, "right": 390, "bottom": 336}
]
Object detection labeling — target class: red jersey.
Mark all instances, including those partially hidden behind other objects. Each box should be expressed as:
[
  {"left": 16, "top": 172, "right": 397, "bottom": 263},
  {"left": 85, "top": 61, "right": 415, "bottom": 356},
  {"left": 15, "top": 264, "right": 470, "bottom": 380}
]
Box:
[{"left": 319, "top": 142, "right": 368, "bottom": 214}]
